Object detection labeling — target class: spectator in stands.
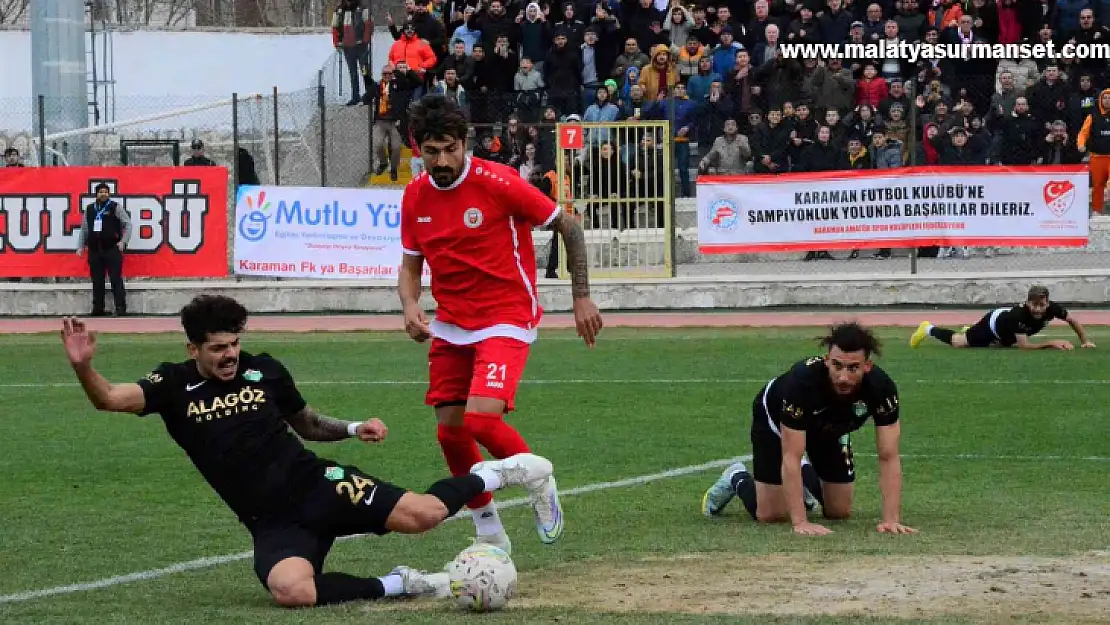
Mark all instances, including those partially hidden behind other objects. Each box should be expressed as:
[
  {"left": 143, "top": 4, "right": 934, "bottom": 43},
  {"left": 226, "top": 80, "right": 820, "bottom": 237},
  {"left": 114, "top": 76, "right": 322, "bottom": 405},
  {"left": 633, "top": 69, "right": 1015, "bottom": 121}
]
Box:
[
  {"left": 811, "top": 58, "right": 856, "bottom": 116},
  {"left": 581, "top": 140, "right": 624, "bottom": 228},
  {"left": 515, "top": 56, "right": 546, "bottom": 118},
  {"left": 332, "top": 0, "right": 372, "bottom": 106},
  {"left": 917, "top": 122, "right": 941, "bottom": 164},
  {"left": 1078, "top": 89, "right": 1110, "bottom": 213},
  {"left": 895, "top": 0, "right": 926, "bottom": 41},
  {"left": 855, "top": 63, "right": 890, "bottom": 107},
  {"left": 385, "top": 1, "right": 417, "bottom": 38},
  {"left": 698, "top": 117, "right": 752, "bottom": 174},
  {"left": 628, "top": 132, "right": 666, "bottom": 228},
  {"left": 1072, "top": 9, "right": 1108, "bottom": 78},
  {"left": 752, "top": 24, "right": 781, "bottom": 67},
  {"left": 699, "top": 79, "right": 735, "bottom": 141},
  {"left": 627, "top": 0, "right": 668, "bottom": 52},
  {"left": 433, "top": 68, "right": 469, "bottom": 118},
  {"left": 753, "top": 106, "right": 790, "bottom": 173},
  {"left": 665, "top": 4, "right": 694, "bottom": 52},
  {"left": 745, "top": 0, "right": 775, "bottom": 49},
  {"left": 411, "top": 1, "right": 447, "bottom": 63},
  {"left": 884, "top": 103, "right": 911, "bottom": 157},
  {"left": 989, "top": 70, "right": 1023, "bottom": 121},
  {"left": 184, "top": 139, "right": 216, "bottom": 166},
  {"left": 450, "top": 6, "right": 482, "bottom": 53},
  {"left": 929, "top": 0, "right": 964, "bottom": 30},
  {"left": 648, "top": 82, "right": 698, "bottom": 197},
  {"left": 677, "top": 34, "right": 706, "bottom": 82},
  {"left": 4, "top": 147, "right": 24, "bottom": 167},
  {"left": 878, "top": 79, "right": 909, "bottom": 119},
  {"left": 868, "top": 128, "right": 903, "bottom": 260},
  {"left": 710, "top": 28, "right": 743, "bottom": 77},
  {"left": 77, "top": 183, "right": 129, "bottom": 317},
  {"left": 787, "top": 101, "right": 819, "bottom": 167},
  {"left": 819, "top": 0, "right": 854, "bottom": 44},
  {"left": 1041, "top": 119, "right": 1085, "bottom": 164},
  {"left": 638, "top": 44, "right": 679, "bottom": 100},
  {"left": 520, "top": 3, "right": 553, "bottom": 73},
  {"left": 474, "top": 132, "right": 505, "bottom": 163},
  {"left": 580, "top": 27, "right": 605, "bottom": 111},
  {"left": 475, "top": 0, "right": 519, "bottom": 53},
  {"left": 389, "top": 20, "right": 438, "bottom": 80},
  {"left": 545, "top": 29, "right": 584, "bottom": 116},
  {"left": 1054, "top": 0, "right": 1090, "bottom": 41},
  {"left": 1069, "top": 73, "right": 1101, "bottom": 130},
  {"left": 786, "top": 6, "right": 821, "bottom": 45},
  {"left": 556, "top": 2, "right": 588, "bottom": 45},
  {"left": 440, "top": 39, "right": 475, "bottom": 84},
  {"left": 757, "top": 55, "right": 803, "bottom": 109},
  {"left": 584, "top": 85, "right": 621, "bottom": 146},
  {"left": 369, "top": 64, "right": 405, "bottom": 181},
  {"left": 1027, "top": 64, "right": 1071, "bottom": 128},
  {"left": 237, "top": 148, "right": 261, "bottom": 187},
  {"left": 519, "top": 142, "right": 540, "bottom": 179},
  {"left": 614, "top": 38, "right": 649, "bottom": 81},
  {"left": 824, "top": 108, "right": 849, "bottom": 147},
  {"left": 487, "top": 34, "right": 520, "bottom": 120},
  {"left": 687, "top": 56, "right": 720, "bottom": 102}
]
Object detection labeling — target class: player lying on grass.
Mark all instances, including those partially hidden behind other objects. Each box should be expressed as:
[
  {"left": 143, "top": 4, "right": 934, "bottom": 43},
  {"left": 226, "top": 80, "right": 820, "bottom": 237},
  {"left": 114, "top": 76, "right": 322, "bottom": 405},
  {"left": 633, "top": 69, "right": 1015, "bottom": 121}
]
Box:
[
  {"left": 398, "top": 94, "right": 604, "bottom": 555},
  {"left": 701, "top": 322, "right": 916, "bottom": 537},
  {"left": 909, "top": 285, "right": 1095, "bottom": 351},
  {"left": 60, "top": 295, "right": 556, "bottom": 609}
]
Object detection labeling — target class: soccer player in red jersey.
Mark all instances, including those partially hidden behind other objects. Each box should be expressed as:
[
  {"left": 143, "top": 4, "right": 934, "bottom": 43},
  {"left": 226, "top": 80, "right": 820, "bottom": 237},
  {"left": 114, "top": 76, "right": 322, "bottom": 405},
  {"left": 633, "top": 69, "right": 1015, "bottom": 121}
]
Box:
[{"left": 398, "top": 95, "right": 603, "bottom": 553}]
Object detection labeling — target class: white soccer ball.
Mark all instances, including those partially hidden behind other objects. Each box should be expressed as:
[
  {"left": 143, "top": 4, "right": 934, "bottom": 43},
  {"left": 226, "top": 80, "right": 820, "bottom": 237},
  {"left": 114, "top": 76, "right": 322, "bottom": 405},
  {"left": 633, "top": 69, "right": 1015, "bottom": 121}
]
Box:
[{"left": 445, "top": 544, "right": 517, "bottom": 611}]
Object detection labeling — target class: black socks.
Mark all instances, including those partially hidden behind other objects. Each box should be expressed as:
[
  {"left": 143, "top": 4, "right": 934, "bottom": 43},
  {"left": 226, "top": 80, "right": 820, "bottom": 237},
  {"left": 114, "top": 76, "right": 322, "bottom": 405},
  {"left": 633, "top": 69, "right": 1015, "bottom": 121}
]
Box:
[
  {"left": 730, "top": 470, "right": 759, "bottom": 520},
  {"left": 426, "top": 474, "right": 486, "bottom": 517},
  {"left": 313, "top": 573, "right": 385, "bottom": 605},
  {"left": 929, "top": 326, "right": 955, "bottom": 344},
  {"left": 801, "top": 462, "right": 825, "bottom": 508}
]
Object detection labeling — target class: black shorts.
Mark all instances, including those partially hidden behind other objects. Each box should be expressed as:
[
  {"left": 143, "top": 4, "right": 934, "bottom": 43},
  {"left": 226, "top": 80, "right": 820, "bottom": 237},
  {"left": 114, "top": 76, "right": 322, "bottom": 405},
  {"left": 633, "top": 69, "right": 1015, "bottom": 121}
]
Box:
[
  {"left": 250, "top": 464, "right": 407, "bottom": 588},
  {"left": 749, "top": 393, "right": 856, "bottom": 486},
  {"left": 964, "top": 312, "right": 1018, "bottom": 348}
]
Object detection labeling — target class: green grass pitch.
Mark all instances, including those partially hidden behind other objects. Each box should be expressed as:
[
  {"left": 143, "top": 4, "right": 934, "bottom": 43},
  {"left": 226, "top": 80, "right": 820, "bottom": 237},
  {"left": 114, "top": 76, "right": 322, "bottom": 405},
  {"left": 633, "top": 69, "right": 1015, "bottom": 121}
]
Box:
[{"left": 0, "top": 326, "right": 1107, "bottom": 624}]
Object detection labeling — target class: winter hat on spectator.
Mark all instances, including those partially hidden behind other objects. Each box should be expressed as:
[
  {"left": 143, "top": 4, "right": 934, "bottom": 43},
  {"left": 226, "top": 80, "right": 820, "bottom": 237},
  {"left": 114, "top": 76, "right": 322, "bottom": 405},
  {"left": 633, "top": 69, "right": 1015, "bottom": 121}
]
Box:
[
  {"left": 851, "top": 20, "right": 864, "bottom": 29},
  {"left": 604, "top": 79, "right": 618, "bottom": 92},
  {"left": 949, "top": 126, "right": 968, "bottom": 136},
  {"left": 564, "top": 113, "right": 583, "bottom": 122},
  {"left": 720, "top": 25, "right": 732, "bottom": 35}
]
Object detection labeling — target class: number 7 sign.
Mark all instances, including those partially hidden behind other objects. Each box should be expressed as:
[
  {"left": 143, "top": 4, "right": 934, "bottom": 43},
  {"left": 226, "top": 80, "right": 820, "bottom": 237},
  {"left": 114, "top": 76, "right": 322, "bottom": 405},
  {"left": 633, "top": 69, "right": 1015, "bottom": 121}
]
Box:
[{"left": 559, "top": 124, "right": 584, "bottom": 150}]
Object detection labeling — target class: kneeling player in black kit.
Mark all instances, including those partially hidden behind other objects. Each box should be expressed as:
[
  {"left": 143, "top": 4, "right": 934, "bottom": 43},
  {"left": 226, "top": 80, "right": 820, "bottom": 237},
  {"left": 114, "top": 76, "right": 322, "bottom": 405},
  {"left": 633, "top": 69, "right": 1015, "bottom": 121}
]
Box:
[
  {"left": 701, "top": 323, "right": 917, "bottom": 537},
  {"left": 60, "top": 295, "right": 555, "bottom": 608},
  {"left": 909, "top": 285, "right": 1095, "bottom": 351}
]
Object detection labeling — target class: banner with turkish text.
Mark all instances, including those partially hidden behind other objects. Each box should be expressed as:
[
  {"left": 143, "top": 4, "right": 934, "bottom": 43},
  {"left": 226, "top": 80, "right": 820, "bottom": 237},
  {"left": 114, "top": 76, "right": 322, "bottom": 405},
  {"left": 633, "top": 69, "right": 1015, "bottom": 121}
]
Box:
[
  {"left": 697, "top": 166, "right": 1089, "bottom": 253},
  {"left": 0, "top": 166, "right": 229, "bottom": 277},
  {"left": 233, "top": 185, "right": 429, "bottom": 282}
]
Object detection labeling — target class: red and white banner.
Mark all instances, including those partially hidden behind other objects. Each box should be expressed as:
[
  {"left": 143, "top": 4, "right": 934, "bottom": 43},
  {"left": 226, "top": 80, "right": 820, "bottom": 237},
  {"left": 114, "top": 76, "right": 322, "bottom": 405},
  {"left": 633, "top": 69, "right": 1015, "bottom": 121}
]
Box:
[
  {"left": 0, "top": 167, "right": 229, "bottom": 277},
  {"left": 697, "top": 166, "right": 1089, "bottom": 253}
]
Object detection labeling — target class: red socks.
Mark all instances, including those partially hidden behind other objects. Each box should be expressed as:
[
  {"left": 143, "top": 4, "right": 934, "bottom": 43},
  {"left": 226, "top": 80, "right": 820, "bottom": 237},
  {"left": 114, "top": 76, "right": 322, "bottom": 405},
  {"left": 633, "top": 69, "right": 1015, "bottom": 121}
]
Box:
[
  {"left": 464, "top": 411, "right": 530, "bottom": 459},
  {"left": 437, "top": 414, "right": 532, "bottom": 511},
  {"left": 436, "top": 423, "right": 491, "bottom": 509}
]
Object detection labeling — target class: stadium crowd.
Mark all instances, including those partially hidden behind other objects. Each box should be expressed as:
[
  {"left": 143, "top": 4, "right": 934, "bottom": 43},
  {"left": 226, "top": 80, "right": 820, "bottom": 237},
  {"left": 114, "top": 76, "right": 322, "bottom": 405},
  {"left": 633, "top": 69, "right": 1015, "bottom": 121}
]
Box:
[{"left": 332, "top": 0, "right": 1110, "bottom": 259}]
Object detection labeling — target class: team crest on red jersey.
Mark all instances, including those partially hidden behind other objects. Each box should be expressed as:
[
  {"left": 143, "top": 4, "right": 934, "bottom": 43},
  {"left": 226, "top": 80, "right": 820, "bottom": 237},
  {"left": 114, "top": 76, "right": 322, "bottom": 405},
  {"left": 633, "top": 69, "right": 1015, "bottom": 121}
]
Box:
[{"left": 463, "top": 207, "right": 484, "bottom": 228}]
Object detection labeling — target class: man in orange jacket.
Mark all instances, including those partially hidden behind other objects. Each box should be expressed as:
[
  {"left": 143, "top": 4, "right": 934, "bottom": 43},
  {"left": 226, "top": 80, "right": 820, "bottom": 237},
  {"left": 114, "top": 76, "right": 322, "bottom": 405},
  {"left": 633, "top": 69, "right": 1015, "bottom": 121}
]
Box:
[
  {"left": 1077, "top": 88, "right": 1110, "bottom": 214},
  {"left": 389, "top": 20, "right": 438, "bottom": 81}
]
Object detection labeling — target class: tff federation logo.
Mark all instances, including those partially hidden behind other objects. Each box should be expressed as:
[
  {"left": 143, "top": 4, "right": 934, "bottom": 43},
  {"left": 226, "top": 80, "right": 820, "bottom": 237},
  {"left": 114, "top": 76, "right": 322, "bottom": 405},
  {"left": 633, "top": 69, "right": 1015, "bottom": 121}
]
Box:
[
  {"left": 705, "top": 197, "right": 740, "bottom": 232},
  {"left": 1043, "top": 180, "right": 1075, "bottom": 218}
]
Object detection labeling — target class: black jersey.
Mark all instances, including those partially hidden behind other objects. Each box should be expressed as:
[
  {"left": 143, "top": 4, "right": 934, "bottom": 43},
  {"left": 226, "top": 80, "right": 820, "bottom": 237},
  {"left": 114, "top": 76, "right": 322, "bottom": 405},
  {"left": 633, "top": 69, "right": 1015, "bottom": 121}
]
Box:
[
  {"left": 988, "top": 302, "right": 1068, "bottom": 344},
  {"left": 135, "top": 352, "right": 327, "bottom": 523},
  {"left": 758, "top": 356, "right": 900, "bottom": 439}
]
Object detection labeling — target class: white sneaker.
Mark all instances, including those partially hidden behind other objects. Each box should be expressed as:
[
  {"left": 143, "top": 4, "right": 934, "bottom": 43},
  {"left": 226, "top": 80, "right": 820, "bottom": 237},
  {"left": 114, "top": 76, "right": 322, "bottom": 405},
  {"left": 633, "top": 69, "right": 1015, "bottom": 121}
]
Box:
[
  {"left": 528, "top": 475, "right": 564, "bottom": 544},
  {"left": 390, "top": 566, "right": 450, "bottom": 598},
  {"left": 473, "top": 529, "right": 512, "bottom": 555},
  {"left": 471, "top": 453, "right": 553, "bottom": 489}
]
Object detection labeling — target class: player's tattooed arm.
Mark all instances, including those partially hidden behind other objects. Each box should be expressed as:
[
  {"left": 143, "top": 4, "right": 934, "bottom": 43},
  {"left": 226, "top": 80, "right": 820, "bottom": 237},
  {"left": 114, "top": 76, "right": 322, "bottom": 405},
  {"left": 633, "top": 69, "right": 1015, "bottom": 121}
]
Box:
[
  {"left": 549, "top": 212, "right": 590, "bottom": 298},
  {"left": 284, "top": 406, "right": 354, "bottom": 442}
]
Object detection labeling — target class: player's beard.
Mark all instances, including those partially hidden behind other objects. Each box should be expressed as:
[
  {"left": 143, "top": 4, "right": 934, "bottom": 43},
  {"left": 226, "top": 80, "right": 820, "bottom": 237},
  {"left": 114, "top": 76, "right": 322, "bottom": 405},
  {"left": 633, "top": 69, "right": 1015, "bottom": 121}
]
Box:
[
  {"left": 214, "top": 357, "right": 237, "bottom": 379},
  {"left": 432, "top": 166, "right": 457, "bottom": 187}
]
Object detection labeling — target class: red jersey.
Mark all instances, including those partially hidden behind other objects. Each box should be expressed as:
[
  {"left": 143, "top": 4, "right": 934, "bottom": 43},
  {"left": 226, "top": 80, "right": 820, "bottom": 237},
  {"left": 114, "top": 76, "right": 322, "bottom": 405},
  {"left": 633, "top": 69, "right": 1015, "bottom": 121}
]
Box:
[{"left": 401, "top": 157, "right": 560, "bottom": 345}]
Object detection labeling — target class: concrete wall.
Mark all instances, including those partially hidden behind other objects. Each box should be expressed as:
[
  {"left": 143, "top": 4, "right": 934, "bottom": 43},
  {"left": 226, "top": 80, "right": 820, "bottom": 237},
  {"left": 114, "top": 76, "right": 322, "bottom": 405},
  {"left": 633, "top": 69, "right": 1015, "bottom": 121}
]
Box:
[{"left": 5, "top": 270, "right": 1110, "bottom": 316}]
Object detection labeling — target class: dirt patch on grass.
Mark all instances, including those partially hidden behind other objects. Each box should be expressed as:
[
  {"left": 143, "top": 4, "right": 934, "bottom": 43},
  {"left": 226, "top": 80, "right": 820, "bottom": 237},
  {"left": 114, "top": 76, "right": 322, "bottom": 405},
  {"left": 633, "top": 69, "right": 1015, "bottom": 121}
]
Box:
[{"left": 513, "top": 552, "right": 1110, "bottom": 622}]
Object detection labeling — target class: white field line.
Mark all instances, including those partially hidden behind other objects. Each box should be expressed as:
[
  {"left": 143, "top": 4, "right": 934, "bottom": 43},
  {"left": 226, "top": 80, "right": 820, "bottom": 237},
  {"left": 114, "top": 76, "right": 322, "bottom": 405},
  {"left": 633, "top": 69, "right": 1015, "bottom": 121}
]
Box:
[
  {"left": 0, "top": 456, "right": 748, "bottom": 605},
  {"left": 2, "top": 451, "right": 1107, "bottom": 605},
  {"left": 3, "top": 377, "right": 1110, "bottom": 389}
]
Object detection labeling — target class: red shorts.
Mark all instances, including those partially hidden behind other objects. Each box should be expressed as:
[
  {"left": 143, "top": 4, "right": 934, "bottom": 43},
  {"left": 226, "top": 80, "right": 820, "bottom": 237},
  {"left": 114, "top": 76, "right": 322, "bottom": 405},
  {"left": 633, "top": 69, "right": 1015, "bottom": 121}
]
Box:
[{"left": 425, "top": 337, "right": 531, "bottom": 411}]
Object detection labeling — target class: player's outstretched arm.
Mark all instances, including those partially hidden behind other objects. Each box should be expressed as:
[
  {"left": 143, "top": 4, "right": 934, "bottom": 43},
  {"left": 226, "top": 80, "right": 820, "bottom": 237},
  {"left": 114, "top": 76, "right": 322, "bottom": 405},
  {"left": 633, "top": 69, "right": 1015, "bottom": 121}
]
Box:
[
  {"left": 874, "top": 422, "right": 917, "bottom": 534},
  {"left": 285, "top": 406, "right": 388, "bottom": 443},
  {"left": 548, "top": 211, "right": 603, "bottom": 346},
  {"left": 60, "top": 317, "right": 146, "bottom": 414},
  {"left": 781, "top": 426, "right": 829, "bottom": 536},
  {"left": 1013, "top": 334, "right": 1073, "bottom": 350},
  {"left": 1066, "top": 316, "right": 1095, "bottom": 348}
]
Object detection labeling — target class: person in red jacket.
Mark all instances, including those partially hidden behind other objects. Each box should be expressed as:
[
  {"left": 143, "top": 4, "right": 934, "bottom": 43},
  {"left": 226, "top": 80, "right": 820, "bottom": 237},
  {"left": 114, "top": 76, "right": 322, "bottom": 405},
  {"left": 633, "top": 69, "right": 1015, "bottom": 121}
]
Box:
[
  {"left": 389, "top": 20, "right": 438, "bottom": 80},
  {"left": 855, "top": 63, "right": 889, "bottom": 108},
  {"left": 332, "top": 0, "right": 373, "bottom": 106}
]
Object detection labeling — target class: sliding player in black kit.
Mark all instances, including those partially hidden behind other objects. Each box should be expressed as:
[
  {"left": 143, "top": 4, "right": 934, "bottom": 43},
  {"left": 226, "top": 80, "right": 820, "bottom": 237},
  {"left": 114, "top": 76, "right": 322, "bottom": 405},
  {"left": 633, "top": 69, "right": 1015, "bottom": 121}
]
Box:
[
  {"left": 701, "top": 323, "right": 917, "bottom": 536},
  {"left": 909, "top": 285, "right": 1095, "bottom": 351},
  {"left": 60, "top": 295, "right": 555, "bottom": 609}
]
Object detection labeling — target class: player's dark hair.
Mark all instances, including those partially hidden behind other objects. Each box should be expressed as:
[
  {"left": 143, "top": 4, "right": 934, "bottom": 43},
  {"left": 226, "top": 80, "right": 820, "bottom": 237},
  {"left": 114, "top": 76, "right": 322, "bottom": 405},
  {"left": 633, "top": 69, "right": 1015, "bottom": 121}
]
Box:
[
  {"left": 180, "top": 295, "right": 248, "bottom": 346},
  {"left": 409, "top": 94, "right": 469, "bottom": 146},
  {"left": 820, "top": 322, "right": 882, "bottom": 358},
  {"left": 1027, "top": 285, "right": 1049, "bottom": 301}
]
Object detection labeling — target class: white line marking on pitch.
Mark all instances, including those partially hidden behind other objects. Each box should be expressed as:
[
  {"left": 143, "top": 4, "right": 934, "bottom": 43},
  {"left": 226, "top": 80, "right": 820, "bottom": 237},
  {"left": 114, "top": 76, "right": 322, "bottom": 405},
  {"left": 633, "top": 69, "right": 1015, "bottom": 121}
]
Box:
[
  {"left": 2, "top": 377, "right": 1109, "bottom": 389},
  {"left": 0, "top": 456, "right": 748, "bottom": 605}
]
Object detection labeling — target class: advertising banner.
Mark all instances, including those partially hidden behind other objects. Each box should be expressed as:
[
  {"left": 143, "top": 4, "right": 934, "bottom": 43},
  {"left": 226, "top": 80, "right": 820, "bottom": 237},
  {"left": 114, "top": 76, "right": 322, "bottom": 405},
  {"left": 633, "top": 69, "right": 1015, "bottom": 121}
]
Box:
[
  {"left": 697, "top": 166, "right": 1089, "bottom": 253},
  {"left": 233, "top": 185, "right": 427, "bottom": 281},
  {"left": 0, "top": 166, "right": 229, "bottom": 277}
]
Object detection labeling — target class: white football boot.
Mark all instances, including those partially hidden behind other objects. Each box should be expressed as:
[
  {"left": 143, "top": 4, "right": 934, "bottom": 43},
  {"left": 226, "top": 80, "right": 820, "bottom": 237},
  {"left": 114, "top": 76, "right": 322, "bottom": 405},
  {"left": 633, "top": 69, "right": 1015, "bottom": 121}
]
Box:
[
  {"left": 471, "top": 453, "right": 553, "bottom": 488},
  {"left": 389, "top": 566, "right": 451, "bottom": 598}
]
